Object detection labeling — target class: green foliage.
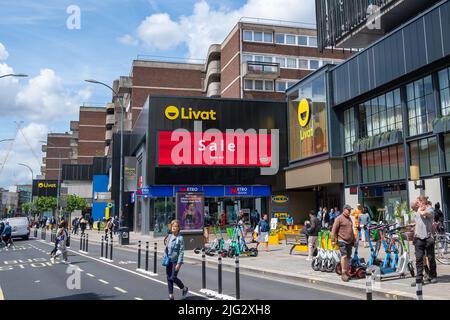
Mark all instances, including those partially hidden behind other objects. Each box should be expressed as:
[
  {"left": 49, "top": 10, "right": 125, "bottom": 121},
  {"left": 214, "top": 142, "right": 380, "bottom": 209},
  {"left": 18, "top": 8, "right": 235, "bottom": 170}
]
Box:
[
  {"left": 22, "top": 202, "right": 32, "bottom": 214},
  {"left": 65, "top": 194, "right": 88, "bottom": 213},
  {"left": 32, "top": 197, "right": 57, "bottom": 214}
]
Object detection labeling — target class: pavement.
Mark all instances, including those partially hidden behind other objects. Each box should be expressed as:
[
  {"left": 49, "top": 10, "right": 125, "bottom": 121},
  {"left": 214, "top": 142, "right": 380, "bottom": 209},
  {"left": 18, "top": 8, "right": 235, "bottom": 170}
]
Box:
[
  {"left": 0, "top": 231, "right": 358, "bottom": 300},
  {"left": 63, "top": 227, "right": 450, "bottom": 300}
]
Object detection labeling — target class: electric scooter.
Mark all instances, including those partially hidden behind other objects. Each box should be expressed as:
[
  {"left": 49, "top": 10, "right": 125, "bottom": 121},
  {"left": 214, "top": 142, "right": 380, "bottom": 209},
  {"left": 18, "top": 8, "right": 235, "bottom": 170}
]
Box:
[
  {"left": 323, "top": 230, "right": 341, "bottom": 272},
  {"left": 312, "top": 230, "right": 326, "bottom": 271}
]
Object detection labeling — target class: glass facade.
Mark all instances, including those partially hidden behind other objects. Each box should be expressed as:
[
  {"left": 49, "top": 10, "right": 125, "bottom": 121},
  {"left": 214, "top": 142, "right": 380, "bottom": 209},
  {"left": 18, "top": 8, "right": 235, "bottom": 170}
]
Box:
[
  {"left": 344, "top": 108, "right": 356, "bottom": 153},
  {"left": 345, "top": 155, "right": 357, "bottom": 186},
  {"left": 288, "top": 73, "right": 328, "bottom": 161},
  {"left": 445, "top": 134, "right": 450, "bottom": 172},
  {"left": 410, "top": 137, "right": 439, "bottom": 177},
  {"left": 360, "top": 145, "right": 406, "bottom": 184},
  {"left": 359, "top": 89, "right": 402, "bottom": 138},
  {"left": 407, "top": 75, "right": 434, "bottom": 136},
  {"left": 439, "top": 67, "right": 450, "bottom": 116}
]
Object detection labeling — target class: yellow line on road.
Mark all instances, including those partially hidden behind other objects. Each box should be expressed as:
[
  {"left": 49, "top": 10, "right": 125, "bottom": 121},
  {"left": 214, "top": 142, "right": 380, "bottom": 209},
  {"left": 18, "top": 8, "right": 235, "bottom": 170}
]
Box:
[
  {"left": 114, "top": 287, "right": 127, "bottom": 293},
  {"left": 0, "top": 286, "right": 4, "bottom": 300}
]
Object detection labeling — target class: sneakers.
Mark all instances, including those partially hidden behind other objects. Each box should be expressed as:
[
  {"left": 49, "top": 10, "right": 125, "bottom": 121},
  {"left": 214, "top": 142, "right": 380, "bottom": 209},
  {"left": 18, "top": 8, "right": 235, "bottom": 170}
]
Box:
[
  {"left": 50, "top": 257, "right": 55, "bottom": 264},
  {"left": 168, "top": 294, "right": 174, "bottom": 300},
  {"left": 429, "top": 278, "right": 438, "bottom": 284},
  {"left": 182, "top": 287, "right": 189, "bottom": 297}
]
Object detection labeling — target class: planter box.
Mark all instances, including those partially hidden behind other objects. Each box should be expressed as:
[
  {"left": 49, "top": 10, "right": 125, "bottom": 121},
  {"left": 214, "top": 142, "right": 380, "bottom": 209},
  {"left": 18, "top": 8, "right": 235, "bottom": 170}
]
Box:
[
  {"left": 269, "top": 234, "right": 280, "bottom": 245},
  {"left": 433, "top": 119, "right": 446, "bottom": 134},
  {"left": 388, "top": 130, "right": 403, "bottom": 145}
]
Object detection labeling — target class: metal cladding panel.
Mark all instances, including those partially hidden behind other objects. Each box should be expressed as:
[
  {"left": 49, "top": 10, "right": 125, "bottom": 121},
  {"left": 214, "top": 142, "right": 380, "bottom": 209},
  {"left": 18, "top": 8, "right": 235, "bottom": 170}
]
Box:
[
  {"left": 367, "top": 47, "right": 376, "bottom": 93},
  {"left": 403, "top": 18, "right": 427, "bottom": 73},
  {"left": 425, "top": 8, "right": 444, "bottom": 63},
  {"left": 348, "top": 58, "right": 360, "bottom": 98},
  {"left": 62, "top": 164, "right": 92, "bottom": 181},
  {"left": 441, "top": 1, "right": 450, "bottom": 55},
  {"left": 358, "top": 51, "right": 370, "bottom": 94}
]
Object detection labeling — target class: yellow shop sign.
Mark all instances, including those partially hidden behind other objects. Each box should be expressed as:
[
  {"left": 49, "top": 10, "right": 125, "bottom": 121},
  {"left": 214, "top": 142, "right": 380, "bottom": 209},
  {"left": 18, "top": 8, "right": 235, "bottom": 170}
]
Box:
[{"left": 272, "top": 195, "right": 289, "bottom": 204}]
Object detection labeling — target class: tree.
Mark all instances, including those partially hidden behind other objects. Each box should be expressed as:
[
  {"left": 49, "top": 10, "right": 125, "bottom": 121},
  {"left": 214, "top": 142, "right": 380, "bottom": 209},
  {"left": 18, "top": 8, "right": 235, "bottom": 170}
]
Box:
[
  {"left": 65, "top": 194, "right": 88, "bottom": 218},
  {"left": 32, "top": 197, "right": 57, "bottom": 218},
  {"left": 22, "top": 202, "right": 32, "bottom": 215}
]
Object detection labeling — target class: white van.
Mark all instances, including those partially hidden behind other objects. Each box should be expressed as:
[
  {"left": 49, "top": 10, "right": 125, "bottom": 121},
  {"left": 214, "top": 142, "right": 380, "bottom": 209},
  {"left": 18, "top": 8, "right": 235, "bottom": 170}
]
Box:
[{"left": 7, "top": 217, "right": 30, "bottom": 240}]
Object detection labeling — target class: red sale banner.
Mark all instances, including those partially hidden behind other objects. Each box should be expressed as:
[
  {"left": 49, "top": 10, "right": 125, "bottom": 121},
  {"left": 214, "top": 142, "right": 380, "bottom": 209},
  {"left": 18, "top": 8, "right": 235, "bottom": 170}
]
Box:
[{"left": 158, "top": 130, "right": 272, "bottom": 167}]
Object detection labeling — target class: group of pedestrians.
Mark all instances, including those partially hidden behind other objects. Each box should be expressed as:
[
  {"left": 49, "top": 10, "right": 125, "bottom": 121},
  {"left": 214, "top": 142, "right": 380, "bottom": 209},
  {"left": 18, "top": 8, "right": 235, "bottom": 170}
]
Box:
[
  {"left": 329, "top": 196, "right": 439, "bottom": 284},
  {"left": 0, "top": 220, "right": 13, "bottom": 248},
  {"left": 316, "top": 207, "right": 341, "bottom": 229}
]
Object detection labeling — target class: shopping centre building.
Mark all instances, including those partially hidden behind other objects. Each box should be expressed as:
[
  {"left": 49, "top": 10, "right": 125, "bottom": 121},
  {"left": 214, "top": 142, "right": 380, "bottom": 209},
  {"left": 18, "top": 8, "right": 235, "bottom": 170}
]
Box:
[{"left": 286, "top": 0, "right": 450, "bottom": 222}]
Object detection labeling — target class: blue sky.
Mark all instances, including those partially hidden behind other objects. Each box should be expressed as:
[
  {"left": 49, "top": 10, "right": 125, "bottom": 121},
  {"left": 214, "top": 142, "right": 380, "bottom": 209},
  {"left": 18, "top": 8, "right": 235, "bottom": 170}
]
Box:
[{"left": 0, "top": 0, "right": 316, "bottom": 188}]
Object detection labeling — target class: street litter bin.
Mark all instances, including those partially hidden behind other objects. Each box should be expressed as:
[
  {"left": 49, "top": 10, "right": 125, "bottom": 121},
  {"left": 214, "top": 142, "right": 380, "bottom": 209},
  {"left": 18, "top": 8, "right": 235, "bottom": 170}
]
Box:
[{"left": 118, "top": 227, "right": 129, "bottom": 245}]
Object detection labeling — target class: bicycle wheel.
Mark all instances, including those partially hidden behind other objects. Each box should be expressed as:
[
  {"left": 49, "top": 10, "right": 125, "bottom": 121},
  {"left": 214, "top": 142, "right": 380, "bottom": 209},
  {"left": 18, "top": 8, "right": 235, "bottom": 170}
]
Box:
[{"left": 435, "top": 236, "right": 450, "bottom": 265}]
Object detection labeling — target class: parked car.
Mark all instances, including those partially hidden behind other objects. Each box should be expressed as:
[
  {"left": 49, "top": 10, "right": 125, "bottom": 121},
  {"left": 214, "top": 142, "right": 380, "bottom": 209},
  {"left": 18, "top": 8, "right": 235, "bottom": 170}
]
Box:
[{"left": 7, "top": 217, "right": 30, "bottom": 240}]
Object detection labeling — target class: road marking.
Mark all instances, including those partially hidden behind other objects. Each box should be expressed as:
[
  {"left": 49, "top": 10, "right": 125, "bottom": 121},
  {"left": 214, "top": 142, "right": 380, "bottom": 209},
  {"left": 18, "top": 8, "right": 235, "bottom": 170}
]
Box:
[
  {"left": 34, "top": 280, "right": 41, "bottom": 283},
  {"left": 0, "top": 286, "right": 4, "bottom": 300},
  {"left": 114, "top": 287, "right": 127, "bottom": 293},
  {"left": 34, "top": 240, "right": 207, "bottom": 299},
  {"left": 134, "top": 297, "right": 143, "bottom": 300},
  {"left": 86, "top": 273, "right": 95, "bottom": 278},
  {"left": 98, "top": 279, "right": 109, "bottom": 284}
]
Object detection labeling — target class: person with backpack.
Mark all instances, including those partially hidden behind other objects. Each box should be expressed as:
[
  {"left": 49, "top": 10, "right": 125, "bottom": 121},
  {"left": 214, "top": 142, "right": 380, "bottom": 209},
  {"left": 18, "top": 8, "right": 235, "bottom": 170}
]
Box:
[
  {"left": 164, "top": 219, "right": 188, "bottom": 300},
  {"left": 305, "top": 210, "right": 321, "bottom": 261},
  {"left": 51, "top": 224, "right": 68, "bottom": 264},
  {"left": 2, "top": 221, "right": 13, "bottom": 248},
  {"left": 256, "top": 214, "right": 270, "bottom": 252}
]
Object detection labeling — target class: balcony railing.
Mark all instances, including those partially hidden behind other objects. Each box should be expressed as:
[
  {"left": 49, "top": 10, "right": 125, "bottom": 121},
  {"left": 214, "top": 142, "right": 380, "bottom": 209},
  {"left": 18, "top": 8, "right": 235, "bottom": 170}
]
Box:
[{"left": 242, "top": 61, "right": 280, "bottom": 80}]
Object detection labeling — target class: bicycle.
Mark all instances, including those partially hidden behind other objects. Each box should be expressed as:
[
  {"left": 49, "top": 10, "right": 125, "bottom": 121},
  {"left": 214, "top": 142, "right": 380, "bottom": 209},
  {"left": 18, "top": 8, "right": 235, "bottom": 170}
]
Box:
[{"left": 435, "top": 220, "right": 450, "bottom": 265}]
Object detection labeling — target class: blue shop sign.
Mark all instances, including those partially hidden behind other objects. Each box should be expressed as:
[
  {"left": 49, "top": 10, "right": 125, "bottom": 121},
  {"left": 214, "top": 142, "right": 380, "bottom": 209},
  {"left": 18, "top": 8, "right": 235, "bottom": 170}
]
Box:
[{"left": 136, "top": 185, "right": 271, "bottom": 197}]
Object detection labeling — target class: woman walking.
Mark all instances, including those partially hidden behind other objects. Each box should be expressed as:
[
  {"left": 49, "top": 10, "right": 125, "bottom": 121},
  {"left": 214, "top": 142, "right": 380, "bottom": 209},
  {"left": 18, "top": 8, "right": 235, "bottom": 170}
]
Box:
[
  {"left": 51, "top": 224, "right": 68, "bottom": 264},
  {"left": 164, "top": 219, "right": 188, "bottom": 300}
]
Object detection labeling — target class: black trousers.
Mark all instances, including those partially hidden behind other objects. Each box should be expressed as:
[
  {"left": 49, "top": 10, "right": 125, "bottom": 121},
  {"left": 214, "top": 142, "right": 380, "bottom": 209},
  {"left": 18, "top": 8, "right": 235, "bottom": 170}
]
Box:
[
  {"left": 166, "top": 261, "right": 184, "bottom": 295},
  {"left": 414, "top": 237, "right": 437, "bottom": 280}
]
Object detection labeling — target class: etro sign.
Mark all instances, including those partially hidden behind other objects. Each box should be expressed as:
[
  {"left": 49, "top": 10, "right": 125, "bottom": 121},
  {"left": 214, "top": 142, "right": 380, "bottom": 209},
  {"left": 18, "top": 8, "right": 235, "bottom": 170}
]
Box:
[{"left": 32, "top": 179, "right": 59, "bottom": 197}]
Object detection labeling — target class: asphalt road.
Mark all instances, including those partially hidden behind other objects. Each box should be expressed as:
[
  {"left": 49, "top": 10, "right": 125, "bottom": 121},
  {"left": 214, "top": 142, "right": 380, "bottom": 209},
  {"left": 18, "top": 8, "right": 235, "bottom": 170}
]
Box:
[{"left": 0, "top": 235, "right": 359, "bottom": 300}]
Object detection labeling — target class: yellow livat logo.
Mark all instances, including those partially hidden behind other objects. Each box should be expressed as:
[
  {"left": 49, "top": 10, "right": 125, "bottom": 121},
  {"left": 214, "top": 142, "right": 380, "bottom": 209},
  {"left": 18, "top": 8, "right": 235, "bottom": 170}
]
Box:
[
  {"left": 298, "top": 98, "right": 311, "bottom": 128},
  {"left": 38, "top": 182, "right": 56, "bottom": 188},
  {"left": 165, "top": 105, "right": 180, "bottom": 120},
  {"left": 38, "top": 183, "right": 44, "bottom": 188},
  {"left": 164, "top": 105, "right": 217, "bottom": 121}
]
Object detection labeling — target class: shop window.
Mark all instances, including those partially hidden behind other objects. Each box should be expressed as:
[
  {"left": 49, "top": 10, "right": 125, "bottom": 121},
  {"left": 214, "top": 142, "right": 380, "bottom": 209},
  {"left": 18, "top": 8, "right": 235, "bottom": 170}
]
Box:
[
  {"left": 381, "top": 148, "right": 390, "bottom": 181},
  {"left": 345, "top": 156, "right": 358, "bottom": 186},
  {"left": 407, "top": 75, "right": 435, "bottom": 137},
  {"left": 439, "top": 67, "right": 450, "bottom": 116},
  {"left": 409, "top": 137, "right": 439, "bottom": 177},
  {"left": 344, "top": 108, "right": 356, "bottom": 153},
  {"left": 361, "top": 145, "right": 405, "bottom": 183}
]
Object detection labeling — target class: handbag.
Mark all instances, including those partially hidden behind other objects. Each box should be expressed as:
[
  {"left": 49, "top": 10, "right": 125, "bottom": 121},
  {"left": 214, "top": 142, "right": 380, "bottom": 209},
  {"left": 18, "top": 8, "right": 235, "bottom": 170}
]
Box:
[{"left": 162, "top": 247, "right": 170, "bottom": 267}]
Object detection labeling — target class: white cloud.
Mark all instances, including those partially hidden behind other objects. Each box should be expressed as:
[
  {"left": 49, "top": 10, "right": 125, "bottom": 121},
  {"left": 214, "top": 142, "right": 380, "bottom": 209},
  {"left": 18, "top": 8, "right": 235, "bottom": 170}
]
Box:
[
  {"left": 137, "top": 13, "right": 185, "bottom": 50},
  {"left": 128, "top": 0, "right": 316, "bottom": 58},
  {"left": 0, "top": 42, "right": 8, "bottom": 61},
  {"left": 118, "top": 34, "right": 139, "bottom": 46}
]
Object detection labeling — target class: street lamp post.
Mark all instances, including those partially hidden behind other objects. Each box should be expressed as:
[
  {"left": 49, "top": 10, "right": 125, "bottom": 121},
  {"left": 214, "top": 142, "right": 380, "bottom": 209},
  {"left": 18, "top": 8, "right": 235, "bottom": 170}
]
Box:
[
  {"left": 85, "top": 79, "right": 124, "bottom": 227},
  {"left": 18, "top": 163, "right": 33, "bottom": 218},
  {"left": 0, "top": 73, "right": 28, "bottom": 79}
]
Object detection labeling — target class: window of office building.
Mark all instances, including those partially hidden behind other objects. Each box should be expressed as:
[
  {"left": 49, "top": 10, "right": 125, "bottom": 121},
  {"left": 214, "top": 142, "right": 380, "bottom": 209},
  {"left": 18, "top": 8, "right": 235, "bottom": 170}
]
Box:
[
  {"left": 276, "top": 80, "right": 297, "bottom": 92},
  {"left": 361, "top": 145, "right": 405, "bottom": 183},
  {"left": 275, "top": 33, "right": 285, "bottom": 44},
  {"left": 309, "top": 60, "right": 319, "bottom": 70},
  {"left": 309, "top": 37, "right": 318, "bottom": 47},
  {"left": 345, "top": 155, "right": 358, "bottom": 186},
  {"left": 439, "top": 67, "right": 450, "bottom": 116},
  {"left": 410, "top": 137, "right": 439, "bottom": 177},
  {"left": 359, "top": 89, "right": 402, "bottom": 137},
  {"left": 243, "top": 30, "right": 273, "bottom": 43},
  {"left": 344, "top": 108, "right": 356, "bottom": 153},
  {"left": 298, "top": 35, "right": 308, "bottom": 46},
  {"left": 244, "top": 79, "right": 274, "bottom": 92},
  {"left": 444, "top": 134, "right": 450, "bottom": 172},
  {"left": 407, "top": 75, "right": 435, "bottom": 136}
]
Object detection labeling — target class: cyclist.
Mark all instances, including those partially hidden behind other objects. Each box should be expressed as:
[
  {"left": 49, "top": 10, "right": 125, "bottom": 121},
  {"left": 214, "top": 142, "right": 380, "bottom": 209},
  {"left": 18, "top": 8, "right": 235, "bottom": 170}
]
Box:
[{"left": 2, "top": 221, "right": 13, "bottom": 248}]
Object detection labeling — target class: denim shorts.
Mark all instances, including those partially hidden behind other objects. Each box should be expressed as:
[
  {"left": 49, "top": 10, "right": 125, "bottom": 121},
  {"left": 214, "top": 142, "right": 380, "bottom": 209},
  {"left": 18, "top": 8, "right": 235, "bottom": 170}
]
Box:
[{"left": 338, "top": 241, "right": 353, "bottom": 258}]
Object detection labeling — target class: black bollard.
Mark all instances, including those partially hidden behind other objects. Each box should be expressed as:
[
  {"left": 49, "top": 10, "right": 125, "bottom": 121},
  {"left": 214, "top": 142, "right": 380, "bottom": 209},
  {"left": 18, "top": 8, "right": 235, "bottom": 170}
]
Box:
[
  {"left": 153, "top": 242, "right": 157, "bottom": 274},
  {"left": 80, "top": 234, "right": 83, "bottom": 251},
  {"left": 235, "top": 255, "right": 240, "bottom": 300},
  {"left": 202, "top": 248, "right": 206, "bottom": 290},
  {"left": 145, "top": 242, "right": 149, "bottom": 272},
  {"left": 34, "top": 228, "right": 37, "bottom": 238},
  {"left": 101, "top": 235, "right": 104, "bottom": 258},
  {"left": 137, "top": 241, "right": 141, "bottom": 269},
  {"left": 416, "top": 278, "right": 423, "bottom": 300},
  {"left": 110, "top": 237, "right": 113, "bottom": 261},
  {"left": 85, "top": 234, "right": 89, "bottom": 253},
  {"left": 218, "top": 251, "right": 223, "bottom": 295},
  {"left": 366, "top": 271, "right": 373, "bottom": 300},
  {"left": 105, "top": 236, "right": 109, "bottom": 259}
]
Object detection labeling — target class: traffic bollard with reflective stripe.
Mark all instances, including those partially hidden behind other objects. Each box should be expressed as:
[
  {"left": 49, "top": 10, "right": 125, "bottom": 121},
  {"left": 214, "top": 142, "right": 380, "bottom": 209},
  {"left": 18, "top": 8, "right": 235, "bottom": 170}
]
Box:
[
  {"left": 202, "top": 248, "right": 206, "bottom": 290},
  {"left": 218, "top": 252, "right": 223, "bottom": 295},
  {"left": 105, "top": 236, "right": 109, "bottom": 259},
  {"left": 101, "top": 236, "right": 104, "bottom": 258},
  {"left": 85, "top": 234, "right": 89, "bottom": 253},
  {"left": 110, "top": 238, "right": 113, "bottom": 261},
  {"left": 145, "top": 242, "right": 149, "bottom": 272},
  {"left": 235, "top": 255, "right": 240, "bottom": 300},
  {"left": 153, "top": 242, "right": 157, "bottom": 274},
  {"left": 366, "top": 271, "right": 373, "bottom": 300},
  {"left": 416, "top": 278, "right": 423, "bottom": 300},
  {"left": 137, "top": 241, "right": 141, "bottom": 269}
]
